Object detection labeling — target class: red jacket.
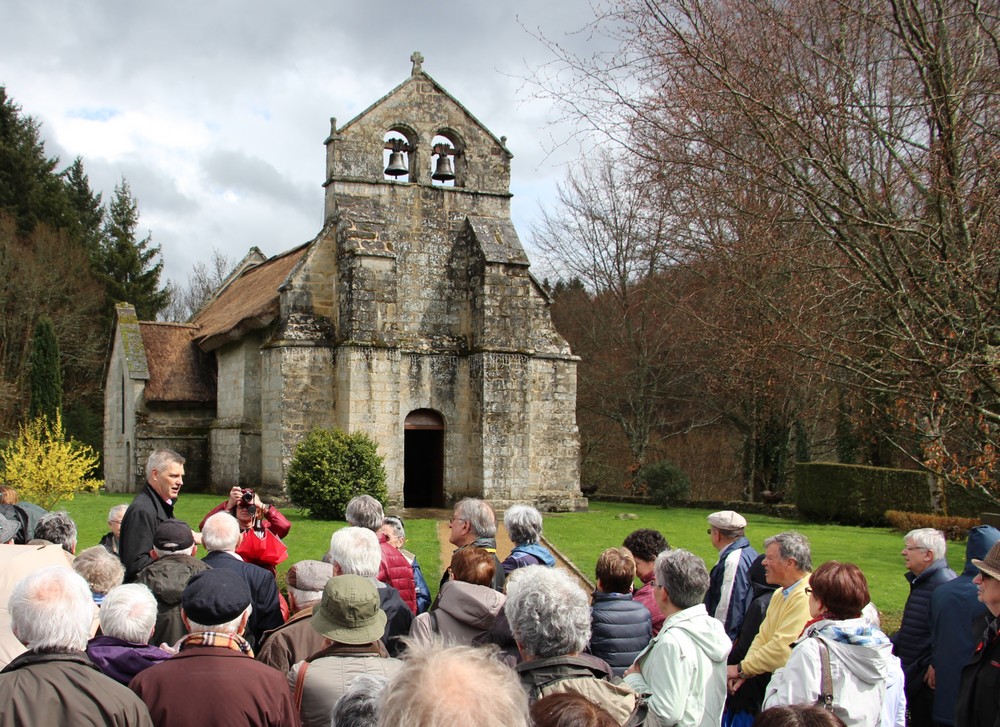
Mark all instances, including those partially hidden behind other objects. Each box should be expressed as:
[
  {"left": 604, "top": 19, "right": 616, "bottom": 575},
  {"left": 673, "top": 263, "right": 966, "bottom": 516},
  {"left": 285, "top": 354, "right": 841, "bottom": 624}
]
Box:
[{"left": 378, "top": 532, "right": 417, "bottom": 614}]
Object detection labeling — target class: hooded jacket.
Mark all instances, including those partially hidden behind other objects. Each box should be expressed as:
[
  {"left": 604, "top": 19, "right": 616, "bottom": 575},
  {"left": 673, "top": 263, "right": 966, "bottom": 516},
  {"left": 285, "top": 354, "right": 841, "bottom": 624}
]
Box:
[
  {"left": 764, "top": 617, "right": 894, "bottom": 727},
  {"left": 501, "top": 543, "right": 556, "bottom": 575},
  {"left": 410, "top": 579, "right": 505, "bottom": 646},
  {"left": 930, "top": 525, "right": 1000, "bottom": 725},
  {"left": 624, "top": 603, "right": 732, "bottom": 727},
  {"left": 134, "top": 553, "right": 211, "bottom": 647}
]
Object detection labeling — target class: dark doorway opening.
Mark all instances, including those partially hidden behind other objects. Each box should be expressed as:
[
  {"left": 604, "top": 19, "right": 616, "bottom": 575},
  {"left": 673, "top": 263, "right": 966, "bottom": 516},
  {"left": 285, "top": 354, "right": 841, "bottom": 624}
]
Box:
[{"left": 404, "top": 409, "right": 445, "bottom": 508}]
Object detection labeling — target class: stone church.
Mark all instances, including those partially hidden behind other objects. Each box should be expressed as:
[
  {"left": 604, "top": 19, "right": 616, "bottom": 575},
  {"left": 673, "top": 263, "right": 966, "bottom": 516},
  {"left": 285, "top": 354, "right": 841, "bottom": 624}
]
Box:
[{"left": 103, "top": 53, "right": 584, "bottom": 510}]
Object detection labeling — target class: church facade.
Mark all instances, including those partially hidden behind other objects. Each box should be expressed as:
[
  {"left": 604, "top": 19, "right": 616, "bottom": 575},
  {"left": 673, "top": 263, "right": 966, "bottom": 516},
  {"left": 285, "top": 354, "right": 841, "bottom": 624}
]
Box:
[{"left": 103, "top": 54, "right": 585, "bottom": 510}]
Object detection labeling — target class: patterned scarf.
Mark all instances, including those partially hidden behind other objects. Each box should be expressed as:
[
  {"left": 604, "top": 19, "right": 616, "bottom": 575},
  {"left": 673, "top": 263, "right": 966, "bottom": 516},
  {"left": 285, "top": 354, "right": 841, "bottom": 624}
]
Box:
[
  {"left": 809, "top": 619, "right": 890, "bottom": 648},
  {"left": 178, "top": 631, "right": 254, "bottom": 657}
]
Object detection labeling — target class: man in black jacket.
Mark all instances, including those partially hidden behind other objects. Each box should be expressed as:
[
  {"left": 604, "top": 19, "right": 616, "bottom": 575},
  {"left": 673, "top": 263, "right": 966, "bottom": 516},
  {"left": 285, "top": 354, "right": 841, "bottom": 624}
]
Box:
[{"left": 120, "top": 450, "right": 186, "bottom": 582}]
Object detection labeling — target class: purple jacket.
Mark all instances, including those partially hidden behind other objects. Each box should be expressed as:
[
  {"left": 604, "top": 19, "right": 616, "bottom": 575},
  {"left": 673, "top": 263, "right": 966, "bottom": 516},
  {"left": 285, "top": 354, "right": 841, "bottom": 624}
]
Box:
[{"left": 86, "top": 635, "right": 171, "bottom": 685}]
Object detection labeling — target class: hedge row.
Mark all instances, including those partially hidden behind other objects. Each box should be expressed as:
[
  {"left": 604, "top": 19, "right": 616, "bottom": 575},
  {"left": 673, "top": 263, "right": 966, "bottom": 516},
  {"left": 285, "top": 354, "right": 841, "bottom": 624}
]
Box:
[{"left": 795, "top": 462, "right": 1000, "bottom": 526}]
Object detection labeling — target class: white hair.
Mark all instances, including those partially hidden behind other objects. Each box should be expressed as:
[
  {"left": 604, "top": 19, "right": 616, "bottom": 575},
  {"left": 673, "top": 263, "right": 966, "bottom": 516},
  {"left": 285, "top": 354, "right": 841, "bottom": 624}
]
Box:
[
  {"left": 72, "top": 545, "right": 125, "bottom": 595},
  {"left": 145, "top": 449, "right": 185, "bottom": 481},
  {"left": 107, "top": 504, "right": 128, "bottom": 523},
  {"left": 184, "top": 603, "right": 253, "bottom": 635},
  {"left": 327, "top": 526, "right": 381, "bottom": 578},
  {"left": 9, "top": 567, "right": 95, "bottom": 652},
  {"left": 99, "top": 584, "right": 158, "bottom": 643},
  {"left": 202, "top": 512, "right": 241, "bottom": 552},
  {"left": 906, "top": 528, "right": 947, "bottom": 561},
  {"left": 505, "top": 566, "right": 591, "bottom": 659}
]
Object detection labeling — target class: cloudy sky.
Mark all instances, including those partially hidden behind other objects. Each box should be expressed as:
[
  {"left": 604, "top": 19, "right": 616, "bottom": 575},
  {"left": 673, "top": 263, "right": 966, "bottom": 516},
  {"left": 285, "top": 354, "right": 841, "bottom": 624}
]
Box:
[{"left": 2, "top": 1, "right": 611, "bottom": 284}]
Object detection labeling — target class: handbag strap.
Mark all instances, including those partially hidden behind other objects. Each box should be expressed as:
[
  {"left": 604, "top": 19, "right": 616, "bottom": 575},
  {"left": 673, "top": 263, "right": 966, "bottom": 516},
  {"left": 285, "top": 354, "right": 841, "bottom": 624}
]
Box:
[
  {"left": 293, "top": 661, "right": 309, "bottom": 712},
  {"left": 815, "top": 639, "right": 834, "bottom": 711}
]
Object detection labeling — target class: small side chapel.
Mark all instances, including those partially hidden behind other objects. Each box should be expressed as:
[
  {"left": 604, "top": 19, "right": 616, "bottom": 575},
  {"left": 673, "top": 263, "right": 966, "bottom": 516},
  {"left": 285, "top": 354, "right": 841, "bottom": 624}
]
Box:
[{"left": 103, "top": 53, "right": 585, "bottom": 511}]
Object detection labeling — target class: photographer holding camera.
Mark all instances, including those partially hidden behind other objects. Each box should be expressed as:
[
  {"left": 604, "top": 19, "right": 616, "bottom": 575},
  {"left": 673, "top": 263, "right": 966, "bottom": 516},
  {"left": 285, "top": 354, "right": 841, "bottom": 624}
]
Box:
[{"left": 199, "top": 487, "right": 291, "bottom": 576}]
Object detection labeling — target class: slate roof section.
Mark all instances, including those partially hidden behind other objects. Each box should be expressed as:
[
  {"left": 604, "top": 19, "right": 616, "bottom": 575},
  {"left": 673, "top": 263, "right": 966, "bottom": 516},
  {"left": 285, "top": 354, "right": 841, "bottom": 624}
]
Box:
[{"left": 465, "top": 216, "right": 529, "bottom": 266}]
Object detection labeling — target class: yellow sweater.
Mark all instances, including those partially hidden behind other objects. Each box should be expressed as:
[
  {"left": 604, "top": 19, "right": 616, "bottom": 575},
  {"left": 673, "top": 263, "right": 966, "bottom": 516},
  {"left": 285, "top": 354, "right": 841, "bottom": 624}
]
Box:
[{"left": 740, "top": 577, "right": 811, "bottom": 677}]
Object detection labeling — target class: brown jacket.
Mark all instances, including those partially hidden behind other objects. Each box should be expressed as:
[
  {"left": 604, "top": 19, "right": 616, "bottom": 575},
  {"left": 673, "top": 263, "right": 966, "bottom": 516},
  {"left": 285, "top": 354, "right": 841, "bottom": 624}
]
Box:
[
  {"left": 256, "top": 606, "right": 325, "bottom": 674},
  {"left": 0, "top": 650, "right": 153, "bottom": 727},
  {"left": 130, "top": 645, "right": 299, "bottom": 727}
]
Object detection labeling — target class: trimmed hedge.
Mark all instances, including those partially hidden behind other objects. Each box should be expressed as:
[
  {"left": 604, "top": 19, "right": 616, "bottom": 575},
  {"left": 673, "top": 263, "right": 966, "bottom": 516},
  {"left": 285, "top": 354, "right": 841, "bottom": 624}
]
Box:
[
  {"left": 796, "top": 462, "right": 1000, "bottom": 525},
  {"left": 795, "top": 462, "right": 931, "bottom": 526}
]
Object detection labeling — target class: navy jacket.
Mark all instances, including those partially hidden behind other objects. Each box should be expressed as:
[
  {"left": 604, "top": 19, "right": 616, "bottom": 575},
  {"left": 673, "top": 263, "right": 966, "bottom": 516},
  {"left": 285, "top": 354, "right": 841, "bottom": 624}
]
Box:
[
  {"left": 706, "top": 537, "right": 758, "bottom": 640},
  {"left": 892, "top": 557, "right": 957, "bottom": 695},
  {"left": 587, "top": 591, "right": 652, "bottom": 676},
  {"left": 930, "top": 525, "right": 1000, "bottom": 725},
  {"left": 201, "top": 551, "right": 283, "bottom": 648}
]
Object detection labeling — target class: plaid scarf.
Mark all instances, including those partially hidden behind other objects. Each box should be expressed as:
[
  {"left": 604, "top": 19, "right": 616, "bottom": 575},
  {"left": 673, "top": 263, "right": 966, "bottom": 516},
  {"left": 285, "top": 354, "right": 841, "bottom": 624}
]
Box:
[{"left": 178, "top": 631, "right": 254, "bottom": 657}]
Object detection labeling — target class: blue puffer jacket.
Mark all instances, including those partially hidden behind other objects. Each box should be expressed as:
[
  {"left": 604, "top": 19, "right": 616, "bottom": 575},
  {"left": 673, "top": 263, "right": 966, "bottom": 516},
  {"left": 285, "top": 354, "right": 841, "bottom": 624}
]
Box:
[
  {"left": 929, "top": 524, "right": 1000, "bottom": 725},
  {"left": 891, "top": 557, "right": 956, "bottom": 694},
  {"left": 587, "top": 591, "right": 653, "bottom": 676}
]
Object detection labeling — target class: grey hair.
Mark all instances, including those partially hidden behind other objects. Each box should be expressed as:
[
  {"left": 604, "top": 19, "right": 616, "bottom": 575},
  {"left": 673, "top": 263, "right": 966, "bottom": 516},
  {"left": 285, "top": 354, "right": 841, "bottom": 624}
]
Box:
[
  {"left": 345, "top": 495, "right": 385, "bottom": 532},
  {"left": 505, "top": 566, "right": 591, "bottom": 659},
  {"left": 764, "top": 531, "right": 812, "bottom": 573},
  {"left": 454, "top": 498, "right": 497, "bottom": 539},
  {"left": 9, "top": 567, "right": 94, "bottom": 652},
  {"left": 185, "top": 603, "right": 253, "bottom": 634},
  {"left": 33, "top": 511, "right": 77, "bottom": 553},
  {"left": 504, "top": 505, "right": 543, "bottom": 546},
  {"left": 145, "top": 448, "right": 185, "bottom": 481},
  {"left": 99, "top": 584, "right": 158, "bottom": 643},
  {"left": 72, "top": 545, "right": 125, "bottom": 596},
  {"left": 654, "top": 549, "right": 711, "bottom": 609},
  {"left": 152, "top": 546, "right": 193, "bottom": 559},
  {"left": 327, "top": 526, "right": 380, "bottom": 578},
  {"left": 382, "top": 515, "right": 405, "bottom": 540},
  {"left": 377, "top": 641, "right": 529, "bottom": 727},
  {"left": 202, "top": 512, "right": 240, "bottom": 552},
  {"left": 905, "top": 528, "right": 947, "bottom": 561},
  {"left": 332, "top": 673, "right": 390, "bottom": 727},
  {"left": 107, "top": 504, "right": 128, "bottom": 523}
]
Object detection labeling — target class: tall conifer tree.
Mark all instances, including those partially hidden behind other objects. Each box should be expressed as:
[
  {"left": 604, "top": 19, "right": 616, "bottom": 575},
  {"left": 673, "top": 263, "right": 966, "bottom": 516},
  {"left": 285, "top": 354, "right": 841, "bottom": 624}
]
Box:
[{"left": 28, "top": 315, "right": 62, "bottom": 423}]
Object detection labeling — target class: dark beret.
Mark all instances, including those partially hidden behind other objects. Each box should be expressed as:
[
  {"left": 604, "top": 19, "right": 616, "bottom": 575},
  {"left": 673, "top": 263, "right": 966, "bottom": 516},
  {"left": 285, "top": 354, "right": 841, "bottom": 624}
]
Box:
[{"left": 181, "top": 568, "right": 251, "bottom": 625}]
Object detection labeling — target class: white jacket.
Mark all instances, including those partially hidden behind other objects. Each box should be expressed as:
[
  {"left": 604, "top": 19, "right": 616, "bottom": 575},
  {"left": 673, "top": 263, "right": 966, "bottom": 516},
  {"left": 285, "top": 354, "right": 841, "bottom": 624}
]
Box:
[
  {"left": 763, "top": 617, "right": 894, "bottom": 726},
  {"left": 624, "top": 604, "right": 731, "bottom": 727}
]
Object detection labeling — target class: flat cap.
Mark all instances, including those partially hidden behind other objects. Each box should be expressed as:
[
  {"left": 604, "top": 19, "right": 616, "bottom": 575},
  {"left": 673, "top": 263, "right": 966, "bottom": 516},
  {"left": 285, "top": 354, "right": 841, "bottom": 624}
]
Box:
[
  {"left": 153, "top": 519, "right": 194, "bottom": 551},
  {"left": 286, "top": 559, "right": 334, "bottom": 592},
  {"left": 181, "top": 568, "right": 251, "bottom": 625},
  {"left": 707, "top": 510, "right": 747, "bottom": 529}
]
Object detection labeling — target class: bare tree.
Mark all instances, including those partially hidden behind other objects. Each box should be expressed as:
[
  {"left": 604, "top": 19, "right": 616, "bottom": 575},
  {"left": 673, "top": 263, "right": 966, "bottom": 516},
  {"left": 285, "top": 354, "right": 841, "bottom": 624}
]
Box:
[
  {"left": 161, "top": 248, "right": 235, "bottom": 322},
  {"left": 538, "top": 0, "right": 1000, "bottom": 493}
]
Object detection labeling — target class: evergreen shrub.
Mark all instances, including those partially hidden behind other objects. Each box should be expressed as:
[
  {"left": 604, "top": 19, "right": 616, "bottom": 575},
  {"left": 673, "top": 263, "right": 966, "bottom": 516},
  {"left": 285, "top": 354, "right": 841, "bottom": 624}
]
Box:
[
  {"left": 795, "top": 462, "right": 931, "bottom": 526},
  {"left": 286, "top": 428, "right": 387, "bottom": 519},
  {"left": 638, "top": 460, "right": 691, "bottom": 508}
]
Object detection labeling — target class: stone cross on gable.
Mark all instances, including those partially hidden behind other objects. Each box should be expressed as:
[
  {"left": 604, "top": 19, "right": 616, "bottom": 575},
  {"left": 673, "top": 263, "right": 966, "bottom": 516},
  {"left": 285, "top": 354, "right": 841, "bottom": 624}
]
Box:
[{"left": 410, "top": 51, "right": 424, "bottom": 75}]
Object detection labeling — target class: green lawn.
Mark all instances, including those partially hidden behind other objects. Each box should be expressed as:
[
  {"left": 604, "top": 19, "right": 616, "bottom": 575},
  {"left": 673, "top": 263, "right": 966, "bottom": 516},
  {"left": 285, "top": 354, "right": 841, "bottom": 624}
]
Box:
[
  {"left": 540, "top": 502, "right": 969, "bottom": 631},
  {"left": 55, "top": 494, "right": 967, "bottom": 632}
]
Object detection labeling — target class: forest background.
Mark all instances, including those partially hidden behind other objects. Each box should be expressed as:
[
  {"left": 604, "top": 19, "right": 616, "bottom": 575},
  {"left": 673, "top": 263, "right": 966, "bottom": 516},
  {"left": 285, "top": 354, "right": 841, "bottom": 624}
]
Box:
[{"left": 2, "top": 0, "right": 1000, "bottom": 512}]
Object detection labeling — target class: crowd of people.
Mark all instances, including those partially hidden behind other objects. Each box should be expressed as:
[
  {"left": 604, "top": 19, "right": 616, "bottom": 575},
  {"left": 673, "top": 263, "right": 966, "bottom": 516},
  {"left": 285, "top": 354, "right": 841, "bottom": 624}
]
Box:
[{"left": 0, "top": 449, "right": 998, "bottom": 727}]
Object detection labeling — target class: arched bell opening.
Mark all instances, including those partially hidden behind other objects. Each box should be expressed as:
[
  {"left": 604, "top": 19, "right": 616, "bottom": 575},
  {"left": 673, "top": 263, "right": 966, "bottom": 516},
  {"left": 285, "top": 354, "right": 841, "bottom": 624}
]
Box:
[
  {"left": 430, "top": 130, "right": 464, "bottom": 187},
  {"left": 403, "top": 408, "right": 445, "bottom": 508},
  {"left": 383, "top": 128, "right": 416, "bottom": 182}
]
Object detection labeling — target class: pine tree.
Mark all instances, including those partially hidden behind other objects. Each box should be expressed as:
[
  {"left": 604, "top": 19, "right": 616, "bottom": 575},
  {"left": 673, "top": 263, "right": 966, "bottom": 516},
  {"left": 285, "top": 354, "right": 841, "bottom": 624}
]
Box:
[
  {"left": 62, "top": 157, "right": 104, "bottom": 260},
  {"left": 28, "top": 315, "right": 62, "bottom": 423},
  {"left": 0, "top": 86, "right": 73, "bottom": 235},
  {"left": 96, "top": 177, "right": 170, "bottom": 320}
]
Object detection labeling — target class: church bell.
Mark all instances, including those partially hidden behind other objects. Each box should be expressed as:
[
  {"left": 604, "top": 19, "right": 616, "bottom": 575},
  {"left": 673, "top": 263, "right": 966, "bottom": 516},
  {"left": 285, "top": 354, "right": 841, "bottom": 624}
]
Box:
[
  {"left": 384, "top": 150, "right": 409, "bottom": 177},
  {"left": 431, "top": 154, "right": 455, "bottom": 182}
]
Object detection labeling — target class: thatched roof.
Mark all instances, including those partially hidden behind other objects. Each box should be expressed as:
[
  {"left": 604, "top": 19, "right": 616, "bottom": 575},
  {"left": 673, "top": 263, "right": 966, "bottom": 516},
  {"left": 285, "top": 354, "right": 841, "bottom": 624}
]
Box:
[
  {"left": 138, "top": 322, "right": 215, "bottom": 402},
  {"left": 193, "top": 243, "right": 309, "bottom": 351}
]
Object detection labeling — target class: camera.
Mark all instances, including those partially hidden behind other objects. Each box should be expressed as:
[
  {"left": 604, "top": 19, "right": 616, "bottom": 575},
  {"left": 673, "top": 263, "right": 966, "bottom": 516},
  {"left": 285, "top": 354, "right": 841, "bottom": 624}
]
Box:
[{"left": 240, "top": 488, "right": 256, "bottom": 516}]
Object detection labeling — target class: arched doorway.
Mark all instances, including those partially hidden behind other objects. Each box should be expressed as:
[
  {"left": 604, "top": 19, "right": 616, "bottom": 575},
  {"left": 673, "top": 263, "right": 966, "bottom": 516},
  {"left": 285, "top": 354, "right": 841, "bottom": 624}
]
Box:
[{"left": 403, "top": 409, "right": 445, "bottom": 508}]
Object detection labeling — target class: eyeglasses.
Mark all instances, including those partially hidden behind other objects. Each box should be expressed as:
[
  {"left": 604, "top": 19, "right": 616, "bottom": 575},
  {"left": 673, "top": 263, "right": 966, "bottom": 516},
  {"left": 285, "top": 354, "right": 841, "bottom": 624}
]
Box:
[
  {"left": 981, "top": 572, "right": 996, "bottom": 581},
  {"left": 904, "top": 546, "right": 927, "bottom": 551},
  {"left": 804, "top": 587, "right": 813, "bottom": 595},
  {"left": 706, "top": 528, "right": 713, "bottom": 535}
]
